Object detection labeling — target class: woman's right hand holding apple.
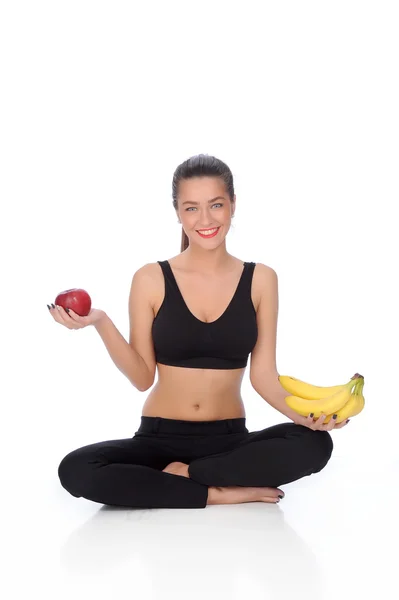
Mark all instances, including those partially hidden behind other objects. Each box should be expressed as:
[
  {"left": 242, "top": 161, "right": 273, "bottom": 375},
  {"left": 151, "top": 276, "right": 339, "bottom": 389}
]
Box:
[{"left": 47, "top": 304, "right": 107, "bottom": 330}]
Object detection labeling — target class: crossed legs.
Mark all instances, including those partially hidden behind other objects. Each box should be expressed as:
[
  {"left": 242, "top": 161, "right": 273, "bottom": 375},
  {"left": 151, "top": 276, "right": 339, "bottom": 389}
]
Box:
[{"left": 58, "top": 422, "right": 333, "bottom": 509}]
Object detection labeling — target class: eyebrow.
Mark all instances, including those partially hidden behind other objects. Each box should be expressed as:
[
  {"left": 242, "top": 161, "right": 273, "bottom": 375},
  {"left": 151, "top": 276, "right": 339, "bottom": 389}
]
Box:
[{"left": 181, "top": 196, "right": 225, "bottom": 206}]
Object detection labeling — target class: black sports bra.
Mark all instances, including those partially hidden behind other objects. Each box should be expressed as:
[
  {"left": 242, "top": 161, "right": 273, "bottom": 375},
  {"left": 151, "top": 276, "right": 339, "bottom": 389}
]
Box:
[{"left": 151, "top": 260, "right": 258, "bottom": 369}]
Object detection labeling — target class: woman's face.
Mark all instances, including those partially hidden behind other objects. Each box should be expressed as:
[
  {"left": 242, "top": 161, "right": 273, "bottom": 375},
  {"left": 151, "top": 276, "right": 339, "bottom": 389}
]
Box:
[{"left": 176, "top": 177, "right": 235, "bottom": 246}]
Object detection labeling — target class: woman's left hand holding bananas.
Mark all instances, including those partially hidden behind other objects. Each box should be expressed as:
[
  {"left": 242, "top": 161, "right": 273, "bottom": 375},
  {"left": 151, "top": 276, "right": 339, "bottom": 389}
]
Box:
[
  {"left": 293, "top": 413, "right": 350, "bottom": 432},
  {"left": 279, "top": 373, "right": 364, "bottom": 430}
]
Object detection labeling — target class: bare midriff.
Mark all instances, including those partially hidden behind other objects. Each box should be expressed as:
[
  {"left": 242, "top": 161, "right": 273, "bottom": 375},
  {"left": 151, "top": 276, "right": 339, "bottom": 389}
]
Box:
[{"left": 142, "top": 363, "right": 247, "bottom": 421}]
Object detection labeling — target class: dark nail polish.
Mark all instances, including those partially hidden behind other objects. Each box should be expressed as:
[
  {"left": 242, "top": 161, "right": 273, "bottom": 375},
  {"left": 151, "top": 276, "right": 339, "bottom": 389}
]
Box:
[
  {"left": 278, "top": 494, "right": 284, "bottom": 499},
  {"left": 333, "top": 414, "right": 337, "bottom": 419},
  {"left": 346, "top": 419, "right": 350, "bottom": 423},
  {"left": 65, "top": 308, "right": 70, "bottom": 313},
  {"left": 51, "top": 304, "right": 55, "bottom": 308},
  {"left": 47, "top": 304, "right": 51, "bottom": 310},
  {"left": 309, "top": 413, "right": 314, "bottom": 418}
]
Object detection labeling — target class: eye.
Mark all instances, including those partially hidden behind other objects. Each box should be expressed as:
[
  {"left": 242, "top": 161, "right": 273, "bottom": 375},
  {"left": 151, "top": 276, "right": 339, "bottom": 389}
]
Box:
[{"left": 186, "top": 203, "right": 223, "bottom": 212}]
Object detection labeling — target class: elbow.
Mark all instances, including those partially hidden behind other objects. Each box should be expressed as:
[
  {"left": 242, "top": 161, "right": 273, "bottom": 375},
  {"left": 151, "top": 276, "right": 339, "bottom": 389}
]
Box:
[
  {"left": 138, "top": 372, "right": 155, "bottom": 392},
  {"left": 134, "top": 362, "right": 155, "bottom": 392},
  {"left": 135, "top": 378, "right": 152, "bottom": 392},
  {"left": 139, "top": 383, "right": 153, "bottom": 392},
  {"left": 250, "top": 371, "right": 279, "bottom": 394},
  {"left": 130, "top": 375, "right": 154, "bottom": 393}
]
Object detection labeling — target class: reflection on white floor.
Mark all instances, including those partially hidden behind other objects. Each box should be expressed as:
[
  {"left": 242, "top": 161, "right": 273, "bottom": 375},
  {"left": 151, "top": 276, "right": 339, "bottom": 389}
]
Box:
[{"left": 2, "top": 455, "right": 397, "bottom": 600}]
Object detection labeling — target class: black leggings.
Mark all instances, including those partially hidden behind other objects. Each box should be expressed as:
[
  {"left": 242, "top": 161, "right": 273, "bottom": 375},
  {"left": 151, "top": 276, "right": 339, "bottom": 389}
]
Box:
[{"left": 58, "top": 416, "right": 333, "bottom": 509}]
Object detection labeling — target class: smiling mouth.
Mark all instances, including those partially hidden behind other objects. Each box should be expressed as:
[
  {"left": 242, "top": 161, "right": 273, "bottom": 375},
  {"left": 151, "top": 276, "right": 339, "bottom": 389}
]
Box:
[{"left": 196, "top": 227, "right": 220, "bottom": 237}]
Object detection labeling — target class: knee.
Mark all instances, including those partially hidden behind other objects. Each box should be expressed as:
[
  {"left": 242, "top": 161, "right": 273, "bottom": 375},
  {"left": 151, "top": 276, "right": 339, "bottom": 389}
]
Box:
[
  {"left": 288, "top": 422, "right": 333, "bottom": 464},
  {"left": 58, "top": 447, "right": 95, "bottom": 498},
  {"left": 311, "top": 430, "right": 334, "bottom": 472}
]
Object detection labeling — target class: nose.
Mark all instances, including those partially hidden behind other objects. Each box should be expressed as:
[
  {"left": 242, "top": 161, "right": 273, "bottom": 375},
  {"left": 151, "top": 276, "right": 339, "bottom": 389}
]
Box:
[{"left": 197, "top": 209, "right": 215, "bottom": 228}]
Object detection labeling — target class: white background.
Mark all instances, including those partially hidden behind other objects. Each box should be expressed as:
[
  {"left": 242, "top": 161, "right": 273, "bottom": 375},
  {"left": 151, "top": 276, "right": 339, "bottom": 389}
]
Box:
[{"left": 1, "top": 0, "right": 398, "bottom": 482}]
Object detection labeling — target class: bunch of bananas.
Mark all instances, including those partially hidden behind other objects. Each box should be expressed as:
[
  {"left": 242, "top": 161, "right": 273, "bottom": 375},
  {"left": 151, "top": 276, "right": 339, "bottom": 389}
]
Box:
[{"left": 278, "top": 373, "right": 365, "bottom": 424}]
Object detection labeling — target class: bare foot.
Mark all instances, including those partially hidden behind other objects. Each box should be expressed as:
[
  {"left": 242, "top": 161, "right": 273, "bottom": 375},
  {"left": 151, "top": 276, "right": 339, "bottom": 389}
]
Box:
[
  {"left": 207, "top": 486, "right": 284, "bottom": 505},
  {"left": 162, "top": 461, "right": 190, "bottom": 478},
  {"left": 162, "top": 462, "right": 285, "bottom": 505}
]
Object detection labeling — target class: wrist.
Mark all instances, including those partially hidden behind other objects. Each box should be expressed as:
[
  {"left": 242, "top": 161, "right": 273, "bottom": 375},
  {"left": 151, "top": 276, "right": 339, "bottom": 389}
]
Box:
[{"left": 94, "top": 312, "right": 110, "bottom": 331}]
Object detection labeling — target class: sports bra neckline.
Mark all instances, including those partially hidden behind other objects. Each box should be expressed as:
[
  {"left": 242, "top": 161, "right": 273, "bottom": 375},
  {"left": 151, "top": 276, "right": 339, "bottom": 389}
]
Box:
[{"left": 162, "top": 260, "right": 250, "bottom": 325}]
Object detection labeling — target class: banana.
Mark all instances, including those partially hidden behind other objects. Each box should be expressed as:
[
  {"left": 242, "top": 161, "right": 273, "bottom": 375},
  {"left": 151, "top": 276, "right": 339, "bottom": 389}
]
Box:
[
  {"left": 323, "top": 378, "right": 365, "bottom": 424},
  {"left": 279, "top": 373, "right": 363, "bottom": 400},
  {"left": 285, "top": 378, "right": 357, "bottom": 418},
  {"left": 279, "top": 375, "right": 352, "bottom": 400}
]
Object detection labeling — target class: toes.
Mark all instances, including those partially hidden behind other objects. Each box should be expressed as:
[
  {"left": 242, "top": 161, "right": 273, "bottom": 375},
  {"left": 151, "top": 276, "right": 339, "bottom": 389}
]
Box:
[{"left": 260, "top": 496, "right": 280, "bottom": 503}]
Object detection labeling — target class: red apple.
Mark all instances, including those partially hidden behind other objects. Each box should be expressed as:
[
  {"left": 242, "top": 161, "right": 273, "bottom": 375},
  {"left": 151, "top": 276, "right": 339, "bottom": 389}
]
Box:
[{"left": 54, "top": 288, "right": 92, "bottom": 317}]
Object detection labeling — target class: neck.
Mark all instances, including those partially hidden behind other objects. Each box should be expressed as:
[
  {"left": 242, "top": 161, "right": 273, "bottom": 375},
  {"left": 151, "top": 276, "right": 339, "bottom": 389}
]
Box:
[{"left": 181, "top": 245, "right": 234, "bottom": 274}]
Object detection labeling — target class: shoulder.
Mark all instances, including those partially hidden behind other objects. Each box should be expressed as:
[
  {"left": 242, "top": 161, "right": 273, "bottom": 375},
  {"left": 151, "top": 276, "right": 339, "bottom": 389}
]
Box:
[
  {"left": 252, "top": 263, "right": 278, "bottom": 309},
  {"left": 133, "top": 261, "right": 162, "bottom": 278},
  {"left": 131, "top": 262, "right": 161, "bottom": 284},
  {"left": 253, "top": 262, "right": 277, "bottom": 280},
  {"left": 130, "top": 263, "right": 163, "bottom": 305}
]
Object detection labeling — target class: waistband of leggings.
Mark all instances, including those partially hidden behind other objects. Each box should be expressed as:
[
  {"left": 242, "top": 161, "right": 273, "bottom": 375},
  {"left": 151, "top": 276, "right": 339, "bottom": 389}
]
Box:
[{"left": 138, "top": 416, "right": 247, "bottom": 436}]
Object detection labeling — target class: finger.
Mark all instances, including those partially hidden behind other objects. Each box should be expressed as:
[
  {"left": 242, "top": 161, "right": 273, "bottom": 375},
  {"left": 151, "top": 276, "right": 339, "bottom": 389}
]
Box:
[
  {"left": 66, "top": 308, "right": 78, "bottom": 320},
  {"left": 314, "top": 414, "right": 327, "bottom": 430},
  {"left": 49, "top": 304, "right": 64, "bottom": 323},
  {"left": 59, "top": 306, "right": 82, "bottom": 329},
  {"left": 334, "top": 419, "right": 350, "bottom": 429},
  {"left": 325, "top": 415, "right": 338, "bottom": 431},
  {"left": 306, "top": 413, "right": 317, "bottom": 430},
  {"left": 323, "top": 416, "right": 338, "bottom": 431},
  {"left": 67, "top": 308, "right": 87, "bottom": 328},
  {"left": 57, "top": 305, "right": 72, "bottom": 320},
  {"left": 53, "top": 305, "right": 79, "bottom": 329}
]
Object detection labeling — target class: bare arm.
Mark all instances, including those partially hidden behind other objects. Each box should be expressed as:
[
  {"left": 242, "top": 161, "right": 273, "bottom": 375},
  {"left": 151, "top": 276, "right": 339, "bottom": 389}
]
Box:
[
  {"left": 94, "top": 315, "right": 153, "bottom": 392},
  {"left": 248, "top": 265, "right": 350, "bottom": 430},
  {"left": 252, "top": 374, "right": 300, "bottom": 423},
  {"left": 93, "top": 264, "right": 157, "bottom": 392},
  {"left": 249, "top": 264, "right": 299, "bottom": 422}
]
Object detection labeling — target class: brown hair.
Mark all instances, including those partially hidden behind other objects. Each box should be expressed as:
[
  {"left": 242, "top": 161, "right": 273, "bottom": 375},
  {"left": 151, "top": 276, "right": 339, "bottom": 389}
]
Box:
[{"left": 172, "top": 154, "right": 235, "bottom": 252}]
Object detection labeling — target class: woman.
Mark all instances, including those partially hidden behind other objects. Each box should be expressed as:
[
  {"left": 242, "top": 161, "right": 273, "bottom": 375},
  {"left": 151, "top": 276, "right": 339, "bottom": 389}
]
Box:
[{"left": 50, "top": 154, "right": 348, "bottom": 509}]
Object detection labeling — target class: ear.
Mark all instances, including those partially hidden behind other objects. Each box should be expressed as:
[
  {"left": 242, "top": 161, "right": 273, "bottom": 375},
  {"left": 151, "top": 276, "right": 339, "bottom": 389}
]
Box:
[{"left": 231, "top": 194, "right": 236, "bottom": 217}]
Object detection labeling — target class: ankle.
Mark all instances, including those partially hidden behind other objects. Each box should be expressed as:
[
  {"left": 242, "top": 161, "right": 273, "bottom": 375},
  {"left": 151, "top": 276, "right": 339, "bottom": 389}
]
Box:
[{"left": 206, "top": 486, "right": 224, "bottom": 505}]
